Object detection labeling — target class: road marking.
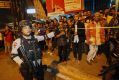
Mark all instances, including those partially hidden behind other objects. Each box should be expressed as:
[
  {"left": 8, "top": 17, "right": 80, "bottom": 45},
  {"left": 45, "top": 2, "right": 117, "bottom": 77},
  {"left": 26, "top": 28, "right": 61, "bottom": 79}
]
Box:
[{"left": 56, "top": 73, "right": 72, "bottom": 80}]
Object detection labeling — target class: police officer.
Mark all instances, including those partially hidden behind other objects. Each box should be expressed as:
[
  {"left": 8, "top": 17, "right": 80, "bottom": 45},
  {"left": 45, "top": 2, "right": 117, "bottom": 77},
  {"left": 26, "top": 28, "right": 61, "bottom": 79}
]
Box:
[{"left": 11, "top": 20, "right": 55, "bottom": 80}]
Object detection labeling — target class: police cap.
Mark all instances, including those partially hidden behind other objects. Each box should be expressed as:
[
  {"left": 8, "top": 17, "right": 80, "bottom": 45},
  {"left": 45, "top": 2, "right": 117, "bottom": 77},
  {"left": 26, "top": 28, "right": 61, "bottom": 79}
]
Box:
[{"left": 19, "top": 20, "right": 32, "bottom": 29}]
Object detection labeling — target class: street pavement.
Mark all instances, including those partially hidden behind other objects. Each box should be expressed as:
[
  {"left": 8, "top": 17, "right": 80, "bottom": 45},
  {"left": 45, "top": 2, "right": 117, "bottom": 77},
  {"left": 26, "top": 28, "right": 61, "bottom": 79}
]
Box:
[{"left": 0, "top": 49, "right": 107, "bottom": 80}]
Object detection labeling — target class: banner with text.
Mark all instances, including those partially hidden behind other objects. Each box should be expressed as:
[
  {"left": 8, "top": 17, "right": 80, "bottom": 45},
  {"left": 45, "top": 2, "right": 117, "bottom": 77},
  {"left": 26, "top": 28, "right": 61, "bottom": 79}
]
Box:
[
  {"left": 0, "top": 1, "right": 10, "bottom": 8},
  {"left": 64, "top": 0, "right": 83, "bottom": 13},
  {"left": 46, "top": 0, "right": 84, "bottom": 16}
]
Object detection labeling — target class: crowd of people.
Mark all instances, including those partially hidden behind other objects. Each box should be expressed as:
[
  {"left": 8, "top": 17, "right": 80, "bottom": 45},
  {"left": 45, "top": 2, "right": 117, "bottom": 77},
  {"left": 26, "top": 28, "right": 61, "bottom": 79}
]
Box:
[
  {"left": 0, "top": 6, "right": 118, "bottom": 80},
  {"left": 0, "top": 7, "right": 119, "bottom": 65},
  {"left": 29, "top": 8, "right": 119, "bottom": 65}
]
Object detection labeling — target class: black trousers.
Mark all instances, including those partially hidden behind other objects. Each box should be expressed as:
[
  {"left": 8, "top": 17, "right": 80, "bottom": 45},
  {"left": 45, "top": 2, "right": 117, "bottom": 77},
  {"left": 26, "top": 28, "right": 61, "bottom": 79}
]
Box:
[
  {"left": 19, "top": 63, "right": 44, "bottom": 80},
  {"left": 97, "top": 41, "right": 112, "bottom": 65},
  {"left": 73, "top": 42, "right": 84, "bottom": 60},
  {"left": 66, "top": 42, "right": 71, "bottom": 60},
  {"left": 58, "top": 45, "right": 67, "bottom": 62}
]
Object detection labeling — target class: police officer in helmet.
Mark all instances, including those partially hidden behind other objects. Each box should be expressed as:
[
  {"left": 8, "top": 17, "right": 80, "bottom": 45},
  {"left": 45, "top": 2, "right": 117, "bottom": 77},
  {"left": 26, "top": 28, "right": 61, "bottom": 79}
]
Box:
[{"left": 11, "top": 20, "right": 55, "bottom": 80}]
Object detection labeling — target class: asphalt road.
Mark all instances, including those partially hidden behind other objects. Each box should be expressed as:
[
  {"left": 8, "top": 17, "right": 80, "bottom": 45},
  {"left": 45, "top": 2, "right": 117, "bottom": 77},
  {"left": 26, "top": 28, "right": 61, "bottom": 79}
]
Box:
[{"left": 0, "top": 49, "right": 106, "bottom": 80}]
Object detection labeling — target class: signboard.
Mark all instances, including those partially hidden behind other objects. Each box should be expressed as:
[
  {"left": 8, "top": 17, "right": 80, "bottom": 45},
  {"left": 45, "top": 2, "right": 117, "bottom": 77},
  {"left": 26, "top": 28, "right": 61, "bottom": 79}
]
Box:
[
  {"left": 46, "top": 0, "right": 83, "bottom": 16},
  {"left": 0, "top": 1, "right": 10, "bottom": 8},
  {"left": 64, "top": 0, "right": 83, "bottom": 13},
  {"left": 46, "top": 0, "right": 65, "bottom": 16}
]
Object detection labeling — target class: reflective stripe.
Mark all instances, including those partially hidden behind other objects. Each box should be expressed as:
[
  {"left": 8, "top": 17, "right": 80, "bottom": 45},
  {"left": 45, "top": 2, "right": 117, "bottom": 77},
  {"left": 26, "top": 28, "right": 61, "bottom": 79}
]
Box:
[
  {"left": 11, "top": 54, "right": 18, "bottom": 59},
  {"left": 13, "top": 56, "right": 23, "bottom": 66}
]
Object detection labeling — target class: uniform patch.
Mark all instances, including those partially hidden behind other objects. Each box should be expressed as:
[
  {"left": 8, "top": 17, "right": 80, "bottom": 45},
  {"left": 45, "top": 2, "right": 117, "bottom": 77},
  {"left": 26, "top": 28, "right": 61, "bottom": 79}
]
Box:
[{"left": 13, "top": 42, "right": 17, "bottom": 48}]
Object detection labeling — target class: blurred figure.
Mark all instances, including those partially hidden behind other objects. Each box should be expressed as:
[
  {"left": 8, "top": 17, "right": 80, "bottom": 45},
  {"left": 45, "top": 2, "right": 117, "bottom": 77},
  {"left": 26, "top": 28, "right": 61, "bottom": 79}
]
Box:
[
  {"left": 0, "top": 32, "right": 3, "bottom": 48},
  {"left": 73, "top": 13, "right": 86, "bottom": 64},
  {"left": 56, "top": 21, "right": 67, "bottom": 63},
  {"left": 4, "top": 25, "right": 14, "bottom": 54},
  {"left": 86, "top": 12, "right": 105, "bottom": 65}
]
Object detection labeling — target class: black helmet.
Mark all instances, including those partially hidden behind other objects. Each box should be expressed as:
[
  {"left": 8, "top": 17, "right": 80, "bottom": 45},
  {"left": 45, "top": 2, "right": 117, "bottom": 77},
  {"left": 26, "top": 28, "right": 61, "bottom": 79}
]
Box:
[
  {"left": 18, "top": 20, "right": 32, "bottom": 34},
  {"left": 19, "top": 20, "right": 32, "bottom": 30},
  {"left": 19, "top": 20, "right": 32, "bottom": 28}
]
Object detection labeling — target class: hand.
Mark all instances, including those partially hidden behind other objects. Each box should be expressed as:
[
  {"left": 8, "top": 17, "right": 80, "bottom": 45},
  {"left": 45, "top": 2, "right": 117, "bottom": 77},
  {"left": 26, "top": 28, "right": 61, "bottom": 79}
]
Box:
[
  {"left": 60, "top": 31, "right": 65, "bottom": 35},
  {"left": 46, "top": 30, "right": 49, "bottom": 34},
  {"left": 85, "top": 40, "right": 87, "bottom": 43},
  {"left": 34, "top": 29, "right": 39, "bottom": 35},
  {"left": 74, "top": 32, "right": 77, "bottom": 35}
]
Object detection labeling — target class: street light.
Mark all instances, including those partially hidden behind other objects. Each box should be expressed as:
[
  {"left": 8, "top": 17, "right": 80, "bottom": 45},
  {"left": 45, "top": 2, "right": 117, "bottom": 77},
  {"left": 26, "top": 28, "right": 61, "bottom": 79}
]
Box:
[
  {"left": 26, "top": 8, "right": 36, "bottom": 20},
  {"left": 26, "top": 8, "right": 36, "bottom": 14}
]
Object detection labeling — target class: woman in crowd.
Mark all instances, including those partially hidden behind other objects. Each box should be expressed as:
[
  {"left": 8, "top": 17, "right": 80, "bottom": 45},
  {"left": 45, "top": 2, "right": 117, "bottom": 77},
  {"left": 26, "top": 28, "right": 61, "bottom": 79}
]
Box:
[{"left": 4, "top": 25, "right": 14, "bottom": 54}]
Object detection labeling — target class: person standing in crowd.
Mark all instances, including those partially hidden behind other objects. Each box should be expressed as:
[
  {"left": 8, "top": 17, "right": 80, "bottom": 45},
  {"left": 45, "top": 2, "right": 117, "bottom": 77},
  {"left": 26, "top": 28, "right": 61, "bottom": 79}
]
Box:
[
  {"left": 4, "top": 25, "right": 14, "bottom": 54},
  {"left": 73, "top": 13, "right": 86, "bottom": 64},
  {"left": 51, "top": 18, "right": 58, "bottom": 55},
  {"left": 63, "top": 16, "right": 68, "bottom": 28},
  {"left": 108, "top": 8, "right": 119, "bottom": 39},
  {"left": 37, "top": 22, "right": 46, "bottom": 52},
  {"left": 46, "top": 20, "right": 54, "bottom": 55},
  {"left": 11, "top": 20, "right": 55, "bottom": 80},
  {"left": 86, "top": 12, "right": 105, "bottom": 65},
  {"left": 66, "top": 18, "right": 74, "bottom": 60},
  {"left": 104, "top": 8, "right": 119, "bottom": 65},
  {"left": 55, "top": 20, "right": 67, "bottom": 63}
]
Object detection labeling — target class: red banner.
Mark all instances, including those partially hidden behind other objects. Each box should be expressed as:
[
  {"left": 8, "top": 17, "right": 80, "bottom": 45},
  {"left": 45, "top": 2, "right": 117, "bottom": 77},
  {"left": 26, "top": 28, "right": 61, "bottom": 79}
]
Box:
[
  {"left": 46, "top": 0, "right": 65, "bottom": 16},
  {"left": 46, "top": 0, "right": 84, "bottom": 16}
]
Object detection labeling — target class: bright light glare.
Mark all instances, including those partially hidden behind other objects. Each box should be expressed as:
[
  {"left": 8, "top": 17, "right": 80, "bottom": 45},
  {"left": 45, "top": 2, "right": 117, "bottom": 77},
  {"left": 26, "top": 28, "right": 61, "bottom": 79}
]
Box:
[{"left": 27, "top": 9, "right": 36, "bottom": 14}]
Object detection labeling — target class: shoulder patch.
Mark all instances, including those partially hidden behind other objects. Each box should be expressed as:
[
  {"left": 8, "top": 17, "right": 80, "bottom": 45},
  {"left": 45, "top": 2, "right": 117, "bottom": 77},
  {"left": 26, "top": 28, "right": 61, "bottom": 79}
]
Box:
[
  {"left": 12, "top": 38, "right": 21, "bottom": 48},
  {"left": 13, "top": 42, "right": 17, "bottom": 48}
]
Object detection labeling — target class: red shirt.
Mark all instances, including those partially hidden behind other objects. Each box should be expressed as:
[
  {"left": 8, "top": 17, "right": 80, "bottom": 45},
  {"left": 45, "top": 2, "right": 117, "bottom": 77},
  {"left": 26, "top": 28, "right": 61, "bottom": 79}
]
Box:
[{"left": 4, "top": 30, "right": 14, "bottom": 42}]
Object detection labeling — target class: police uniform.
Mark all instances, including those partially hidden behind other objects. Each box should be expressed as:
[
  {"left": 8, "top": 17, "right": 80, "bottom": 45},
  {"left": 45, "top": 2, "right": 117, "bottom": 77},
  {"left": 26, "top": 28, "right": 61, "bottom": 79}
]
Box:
[{"left": 11, "top": 32, "right": 54, "bottom": 80}]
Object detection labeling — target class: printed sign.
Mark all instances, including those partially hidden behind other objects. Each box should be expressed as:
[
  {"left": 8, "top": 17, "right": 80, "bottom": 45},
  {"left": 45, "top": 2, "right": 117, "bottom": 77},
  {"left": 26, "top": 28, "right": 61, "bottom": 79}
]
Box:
[{"left": 0, "top": 1, "right": 10, "bottom": 8}]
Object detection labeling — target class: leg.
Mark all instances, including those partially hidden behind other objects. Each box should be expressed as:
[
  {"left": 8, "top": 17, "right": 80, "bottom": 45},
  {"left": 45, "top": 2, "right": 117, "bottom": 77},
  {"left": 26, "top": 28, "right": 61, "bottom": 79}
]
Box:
[
  {"left": 62, "top": 45, "right": 67, "bottom": 61},
  {"left": 7, "top": 42, "right": 12, "bottom": 54},
  {"left": 92, "top": 45, "right": 98, "bottom": 60},
  {"left": 19, "top": 63, "right": 33, "bottom": 80},
  {"left": 78, "top": 42, "right": 84, "bottom": 61},
  {"left": 4, "top": 42, "right": 8, "bottom": 53},
  {"left": 66, "top": 43, "right": 71, "bottom": 60},
  {"left": 84, "top": 43, "right": 89, "bottom": 54},
  {"left": 105, "top": 41, "right": 112, "bottom": 65},
  {"left": 58, "top": 46, "right": 63, "bottom": 62},
  {"left": 35, "top": 66, "right": 44, "bottom": 80},
  {"left": 87, "top": 45, "right": 96, "bottom": 63},
  {"left": 73, "top": 43, "right": 78, "bottom": 59}
]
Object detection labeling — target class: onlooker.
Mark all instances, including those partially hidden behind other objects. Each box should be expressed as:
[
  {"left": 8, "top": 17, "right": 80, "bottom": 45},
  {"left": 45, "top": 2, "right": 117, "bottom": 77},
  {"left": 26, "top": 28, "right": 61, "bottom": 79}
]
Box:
[
  {"left": 86, "top": 12, "right": 105, "bottom": 65},
  {"left": 73, "top": 13, "right": 86, "bottom": 64},
  {"left": 56, "top": 21, "right": 67, "bottom": 63},
  {"left": 4, "top": 25, "right": 14, "bottom": 54}
]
